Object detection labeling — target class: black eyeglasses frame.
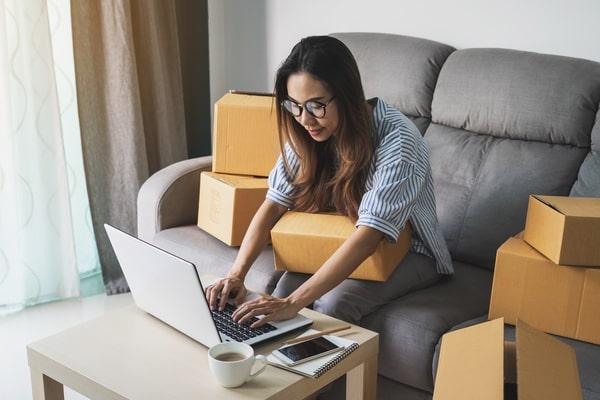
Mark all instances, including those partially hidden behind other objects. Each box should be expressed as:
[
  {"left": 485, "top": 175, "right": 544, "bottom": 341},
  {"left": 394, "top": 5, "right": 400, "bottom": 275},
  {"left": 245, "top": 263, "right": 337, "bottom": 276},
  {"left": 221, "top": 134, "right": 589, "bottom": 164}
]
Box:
[{"left": 280, "top": 96, "right": 336, "bottom": 119}]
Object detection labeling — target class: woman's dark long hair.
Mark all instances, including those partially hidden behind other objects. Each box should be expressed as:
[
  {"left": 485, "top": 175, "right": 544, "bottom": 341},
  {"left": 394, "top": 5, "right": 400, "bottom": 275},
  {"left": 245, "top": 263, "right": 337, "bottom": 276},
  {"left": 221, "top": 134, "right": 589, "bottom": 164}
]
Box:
[{"left": 274, "top": 36, "right": 374, "bottom": 220}]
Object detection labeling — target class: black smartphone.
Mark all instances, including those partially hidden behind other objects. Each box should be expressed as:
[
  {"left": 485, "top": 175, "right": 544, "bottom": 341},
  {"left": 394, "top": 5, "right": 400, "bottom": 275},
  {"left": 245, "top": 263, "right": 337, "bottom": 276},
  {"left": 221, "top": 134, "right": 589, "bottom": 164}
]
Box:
[{"left": 272, "top": 337, "right": 343, "bottom": 366}]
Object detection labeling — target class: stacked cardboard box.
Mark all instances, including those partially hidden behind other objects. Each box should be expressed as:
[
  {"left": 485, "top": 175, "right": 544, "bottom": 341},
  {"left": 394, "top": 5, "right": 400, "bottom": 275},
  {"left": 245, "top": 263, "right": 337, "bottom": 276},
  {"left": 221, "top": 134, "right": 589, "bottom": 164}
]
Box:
[
  {"left": 212, "top": 91, "right": 280, "bottom": 177},
  {"left": 197, "top": 92, "right": 280, "bottom": 246},
  {"left": 489, "top": 195, "right": 600, "bottom": 345},
  {"left": 523, "top": 195, "right": 600, "bottom": 266},
  {"left": 197, "top": 172, "right": 268, "bottom": 246}
]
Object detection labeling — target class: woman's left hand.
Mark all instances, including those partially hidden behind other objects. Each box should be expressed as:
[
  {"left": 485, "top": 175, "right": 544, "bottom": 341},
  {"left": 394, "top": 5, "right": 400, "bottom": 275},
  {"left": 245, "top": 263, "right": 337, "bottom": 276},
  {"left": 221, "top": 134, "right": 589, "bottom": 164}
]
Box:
[{"left": 231, "top": 295, "right": 302, "bottom": 328}]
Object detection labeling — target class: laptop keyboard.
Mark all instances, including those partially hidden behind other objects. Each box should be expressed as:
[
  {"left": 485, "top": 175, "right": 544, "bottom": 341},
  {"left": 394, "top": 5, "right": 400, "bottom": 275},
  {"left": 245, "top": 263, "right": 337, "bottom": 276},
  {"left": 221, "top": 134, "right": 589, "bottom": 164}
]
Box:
[{"left": 211, "top": 303, "right": 277, "bottom": 342}]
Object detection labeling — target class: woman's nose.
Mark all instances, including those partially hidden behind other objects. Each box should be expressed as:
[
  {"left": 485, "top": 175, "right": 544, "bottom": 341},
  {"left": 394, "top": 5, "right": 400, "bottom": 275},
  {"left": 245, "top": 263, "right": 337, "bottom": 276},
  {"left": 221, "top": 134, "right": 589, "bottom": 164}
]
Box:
[{"left": 298, "top": 109, "right": 316, "bottom": 127}]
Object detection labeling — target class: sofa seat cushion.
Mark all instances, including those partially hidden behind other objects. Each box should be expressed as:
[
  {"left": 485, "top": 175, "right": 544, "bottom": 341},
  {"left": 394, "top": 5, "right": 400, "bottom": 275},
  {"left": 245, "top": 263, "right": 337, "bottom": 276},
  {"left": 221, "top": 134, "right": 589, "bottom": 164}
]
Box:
[
  {"left": 434, "top": 317, "right": 600, "bottom": 400},
  {"left": 361, "top": 261, "right": 493, "bottom": 393},
  {"left": 152, "top": 225, "right": 283, "bottom": 294}
]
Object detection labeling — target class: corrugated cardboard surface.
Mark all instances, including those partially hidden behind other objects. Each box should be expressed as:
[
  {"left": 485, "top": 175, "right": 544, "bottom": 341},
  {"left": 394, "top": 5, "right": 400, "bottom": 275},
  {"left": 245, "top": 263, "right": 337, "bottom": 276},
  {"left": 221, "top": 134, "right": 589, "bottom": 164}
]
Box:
[
  {"left": 212, "top": 93, "right": 281, "bottom": 177},
  {"left": 517, "top": 320, "right": 582, "bottom": 400},
  {"left": 270, "top": 212, "right": 411, "bottom": 281},
  {"left": 524, "top": 195, "right": 600, "bottom": 266},
  {"left": 197, "top": 172, "right": 268, "bottom": 246},
  {"left": 433, "top": 318, "right": 582, "bottom": 400},
  {"left": 488, "top": 236, "right": 600, "bottom": 345},
  {"left": 547, "top": 196, "right": 600, "bottom": 217},
  {"left": 433, "top": 318, "right": 504, "bottom": 400}
]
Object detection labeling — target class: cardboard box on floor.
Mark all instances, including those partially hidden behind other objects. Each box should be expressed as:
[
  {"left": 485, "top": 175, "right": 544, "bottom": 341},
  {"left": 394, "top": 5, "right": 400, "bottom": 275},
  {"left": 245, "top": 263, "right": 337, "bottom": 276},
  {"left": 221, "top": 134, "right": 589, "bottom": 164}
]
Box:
[
  {"left": 433, "top": 318, "right": 582, "bottom": 400},
  {"left": 197, "top": 172, "right": 268, "bottom": 246},
  {"left": 523, "top": 195, "right": 600, "bottom": 266},
  {"left": 271, "top": 211, "right": 412, "bottom": 281},
  {"left": 212, "top": 91, "right": 281, "bottom": 177},
  {"left": 488, "top": 234, "right": 600, "bottom": 345}
]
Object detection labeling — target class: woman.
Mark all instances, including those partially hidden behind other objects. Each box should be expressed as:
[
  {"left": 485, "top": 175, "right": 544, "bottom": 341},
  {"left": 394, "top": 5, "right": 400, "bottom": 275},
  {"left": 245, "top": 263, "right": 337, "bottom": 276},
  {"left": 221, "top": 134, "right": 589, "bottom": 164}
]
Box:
[{"left": 206, "top": 36, "right": 452, "bottom": 328}]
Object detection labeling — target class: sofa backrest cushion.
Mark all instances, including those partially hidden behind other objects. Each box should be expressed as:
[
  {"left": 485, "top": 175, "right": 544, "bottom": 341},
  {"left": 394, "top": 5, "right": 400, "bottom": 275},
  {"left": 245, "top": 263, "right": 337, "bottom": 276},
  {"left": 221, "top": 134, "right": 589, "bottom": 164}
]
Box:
[
  {"left": 428, "top": 48, "right": 600, "bottom": 269},
  {"left": 332, "top": 32, "right": 454, "bottom": 134},
  {"left": 571, "top": 110, "right": 600, "bottom": 197}
]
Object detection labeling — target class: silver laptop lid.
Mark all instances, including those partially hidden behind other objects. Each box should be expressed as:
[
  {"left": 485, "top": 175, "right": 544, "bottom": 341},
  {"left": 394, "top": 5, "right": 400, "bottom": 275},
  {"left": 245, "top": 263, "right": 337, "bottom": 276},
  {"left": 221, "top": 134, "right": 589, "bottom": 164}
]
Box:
[{"left": 104, "top": 224, "right": 222, "bottom": 348}]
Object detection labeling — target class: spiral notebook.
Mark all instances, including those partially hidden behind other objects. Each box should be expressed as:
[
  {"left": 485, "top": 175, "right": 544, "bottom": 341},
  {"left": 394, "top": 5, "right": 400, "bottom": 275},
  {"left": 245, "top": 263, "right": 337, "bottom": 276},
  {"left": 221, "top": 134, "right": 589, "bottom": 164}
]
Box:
[{"left": 266, "top": 330, "right": 359, "bottom": 378}]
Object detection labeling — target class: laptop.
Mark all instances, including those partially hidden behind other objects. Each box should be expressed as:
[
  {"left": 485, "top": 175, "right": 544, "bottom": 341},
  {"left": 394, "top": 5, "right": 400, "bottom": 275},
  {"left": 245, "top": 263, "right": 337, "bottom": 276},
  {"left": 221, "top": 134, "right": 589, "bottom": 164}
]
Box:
[{"left": 104, "top": 224, "right": 312, "bottom": 348}]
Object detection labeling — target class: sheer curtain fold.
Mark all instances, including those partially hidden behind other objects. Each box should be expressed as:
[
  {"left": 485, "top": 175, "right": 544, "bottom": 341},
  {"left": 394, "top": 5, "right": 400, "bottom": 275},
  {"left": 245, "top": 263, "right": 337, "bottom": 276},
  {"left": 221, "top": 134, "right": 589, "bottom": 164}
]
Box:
[
  {"left": 0, "top": 0, "right": 97, "bottom": 314},
  {"left": 71, "top": 0, "right": 188, "bottom": 294}
]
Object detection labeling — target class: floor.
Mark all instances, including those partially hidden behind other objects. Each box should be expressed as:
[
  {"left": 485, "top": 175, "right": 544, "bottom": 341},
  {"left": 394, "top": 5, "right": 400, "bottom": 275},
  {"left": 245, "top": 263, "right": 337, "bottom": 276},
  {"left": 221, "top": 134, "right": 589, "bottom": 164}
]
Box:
[{"left": 0, "top": 293, "right": 134, "bottom": 400}]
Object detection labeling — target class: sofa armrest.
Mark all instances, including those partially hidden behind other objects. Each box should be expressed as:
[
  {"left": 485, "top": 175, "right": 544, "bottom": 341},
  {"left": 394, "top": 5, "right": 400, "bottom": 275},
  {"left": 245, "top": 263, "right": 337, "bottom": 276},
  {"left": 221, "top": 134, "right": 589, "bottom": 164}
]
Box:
[{"left": 137, "top": 156, "right": 212, "bottom": 241}]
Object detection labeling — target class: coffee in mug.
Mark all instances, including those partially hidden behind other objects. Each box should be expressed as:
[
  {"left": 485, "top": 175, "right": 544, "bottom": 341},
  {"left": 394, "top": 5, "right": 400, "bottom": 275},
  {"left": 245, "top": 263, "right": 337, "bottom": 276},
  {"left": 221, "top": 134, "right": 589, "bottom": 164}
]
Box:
[
  {"left": 208, "top": 342, "right": 267, "bottom": 388},
  {"left": 215, "top": 352, "right": 247, "bottom": 362}
]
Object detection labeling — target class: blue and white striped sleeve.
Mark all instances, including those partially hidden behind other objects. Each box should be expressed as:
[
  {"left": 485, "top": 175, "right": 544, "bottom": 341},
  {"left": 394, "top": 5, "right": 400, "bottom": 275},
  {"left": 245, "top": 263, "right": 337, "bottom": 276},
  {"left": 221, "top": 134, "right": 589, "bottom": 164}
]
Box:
[
  {"left": 356, "top": 133, "right": 425, "bottom": 243},
  {"left": 266, "top": 143, "right": 299, "bottom": 209}
]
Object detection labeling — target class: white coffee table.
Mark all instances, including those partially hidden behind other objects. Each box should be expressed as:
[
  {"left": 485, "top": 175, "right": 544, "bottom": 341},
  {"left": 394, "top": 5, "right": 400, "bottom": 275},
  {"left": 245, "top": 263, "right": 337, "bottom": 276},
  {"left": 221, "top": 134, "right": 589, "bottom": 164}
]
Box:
[{"left": 28, "top": 305, "right": 379, "bottom": 400}]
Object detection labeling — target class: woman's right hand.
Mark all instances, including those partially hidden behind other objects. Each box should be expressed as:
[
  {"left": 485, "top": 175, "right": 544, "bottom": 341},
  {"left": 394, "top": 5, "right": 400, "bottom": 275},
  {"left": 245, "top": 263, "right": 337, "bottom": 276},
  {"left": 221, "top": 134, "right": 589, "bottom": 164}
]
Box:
[{"left": 205, "top": 275, "right": 247, "bottom": 311}]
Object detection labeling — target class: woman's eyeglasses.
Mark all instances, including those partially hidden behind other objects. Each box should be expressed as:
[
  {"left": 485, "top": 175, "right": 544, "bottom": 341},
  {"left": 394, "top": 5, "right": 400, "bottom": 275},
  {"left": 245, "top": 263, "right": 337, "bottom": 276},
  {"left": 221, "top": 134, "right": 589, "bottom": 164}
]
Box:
[{"left": 281, "top": 96, "right": 335, "bottom": 119}]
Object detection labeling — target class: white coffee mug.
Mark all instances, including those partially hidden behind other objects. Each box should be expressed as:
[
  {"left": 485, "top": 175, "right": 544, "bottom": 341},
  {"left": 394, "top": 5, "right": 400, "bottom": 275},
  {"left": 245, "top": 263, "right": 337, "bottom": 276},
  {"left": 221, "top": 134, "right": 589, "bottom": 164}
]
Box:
[{"left": 207, "top": 342, "right": 267, "bottom": 388}]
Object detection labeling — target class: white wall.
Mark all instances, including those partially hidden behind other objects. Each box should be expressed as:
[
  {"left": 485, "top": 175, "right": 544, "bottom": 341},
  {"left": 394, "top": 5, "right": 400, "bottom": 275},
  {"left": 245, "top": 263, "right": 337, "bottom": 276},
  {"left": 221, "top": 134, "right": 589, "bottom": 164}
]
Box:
[{"left": 209, "top": 0, "right": 600, "bottom": 110}]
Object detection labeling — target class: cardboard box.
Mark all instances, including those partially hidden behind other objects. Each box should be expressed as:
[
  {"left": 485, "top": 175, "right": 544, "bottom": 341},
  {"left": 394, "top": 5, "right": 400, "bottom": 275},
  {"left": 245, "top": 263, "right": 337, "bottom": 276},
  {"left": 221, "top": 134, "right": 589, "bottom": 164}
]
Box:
[
  {"left": 197, "top": 172, "right": 268, "bottom": 246},
  {"left": 433, "top": 318, "right": 582, "bottom": 400},
  {"left": 270, "top": 212, "right": 412, "bottom": 281},
  {"left": 212, "top": 92, "right": 281, "bottom": 177},
  {"left": 523, "top": 195, "right": 600, "bottom": 266},
  {"left": 488, "top": 235, "right": 600, "bottom": 345}
]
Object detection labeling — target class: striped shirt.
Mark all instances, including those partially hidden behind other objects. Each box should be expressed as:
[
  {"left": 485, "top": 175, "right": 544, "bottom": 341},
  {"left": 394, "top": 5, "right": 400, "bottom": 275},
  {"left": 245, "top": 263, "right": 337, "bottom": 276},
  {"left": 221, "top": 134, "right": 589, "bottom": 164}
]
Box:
[{"left": 267, "top": 98, "right": 453, "bottom": 275}]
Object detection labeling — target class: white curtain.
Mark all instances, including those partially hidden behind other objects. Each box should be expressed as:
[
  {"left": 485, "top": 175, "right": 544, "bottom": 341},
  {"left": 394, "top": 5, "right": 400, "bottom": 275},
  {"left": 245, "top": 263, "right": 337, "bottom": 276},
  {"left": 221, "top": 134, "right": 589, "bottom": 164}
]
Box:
[{"left": 0, "top": 0, "right": 102, "bottom": 315}]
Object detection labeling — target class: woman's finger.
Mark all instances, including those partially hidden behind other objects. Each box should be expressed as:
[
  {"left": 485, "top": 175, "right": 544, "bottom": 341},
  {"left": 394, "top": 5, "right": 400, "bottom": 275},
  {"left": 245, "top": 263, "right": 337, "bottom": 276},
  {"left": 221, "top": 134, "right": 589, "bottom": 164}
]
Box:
[
  {"left": 233, "top": 286, "right": 246, "bottom": 305},
  {"left": 207, "top": 281, "right": 223, "bottom": 310},
  {"left": 219, "top": 281, "right": 232, "bottom": 311},
  {"left": 232, "top": 300, "right": 257, "bottom": 321},
  {"left": 206, "top": 284, "right": 215, "bottom": 310},
  {"left": 203, "top": 284, "right": 213, "bottom": 295},
  {"left": 251, "top": 313, "right": 274, "bottom": 329},
  {"left": 233, "top": 298, "right": 264, "bottom": 321},
  {"left": 237, "top": 306, "right": 271, "bottom": 325}
]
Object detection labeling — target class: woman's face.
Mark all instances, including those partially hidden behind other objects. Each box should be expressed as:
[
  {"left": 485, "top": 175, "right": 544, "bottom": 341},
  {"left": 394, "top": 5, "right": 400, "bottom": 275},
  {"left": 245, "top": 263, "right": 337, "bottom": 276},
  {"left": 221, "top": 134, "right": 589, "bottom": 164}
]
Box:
[{"left": 286, "top": 72, "right": 339, "bottom": 142}]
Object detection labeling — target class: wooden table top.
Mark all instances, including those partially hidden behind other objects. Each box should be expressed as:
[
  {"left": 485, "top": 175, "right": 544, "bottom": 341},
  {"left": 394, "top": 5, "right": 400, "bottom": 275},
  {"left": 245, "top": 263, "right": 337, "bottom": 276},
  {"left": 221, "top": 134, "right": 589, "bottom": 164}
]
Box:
[{"left": 28, "top": 304, "right": 379, "bottom": 400}]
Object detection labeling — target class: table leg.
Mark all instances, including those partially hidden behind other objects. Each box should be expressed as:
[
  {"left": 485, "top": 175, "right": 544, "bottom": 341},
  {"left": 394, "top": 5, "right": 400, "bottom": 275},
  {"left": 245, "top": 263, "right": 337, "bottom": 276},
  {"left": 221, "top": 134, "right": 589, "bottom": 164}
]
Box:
[
  {"left": 30, "top": 368, "right": 64, "bottom": 400},
  {"left": 346, "top": 354, "right": 377, "bottom": 400}
]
